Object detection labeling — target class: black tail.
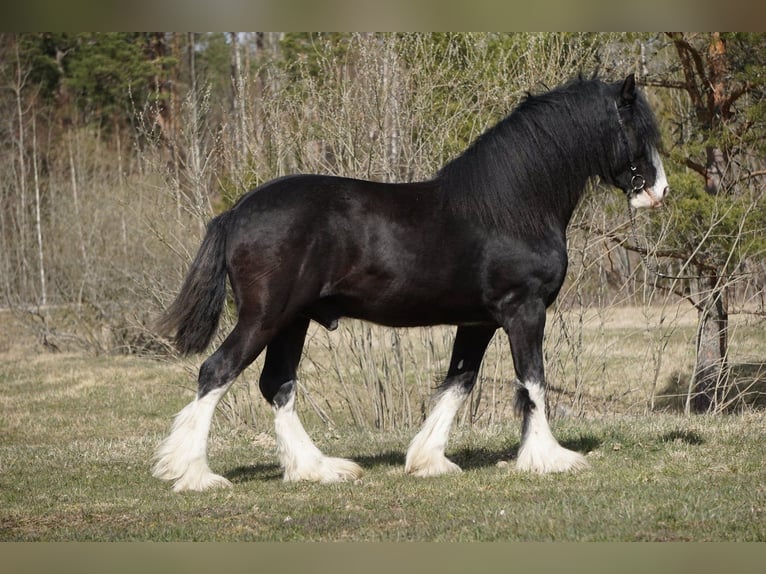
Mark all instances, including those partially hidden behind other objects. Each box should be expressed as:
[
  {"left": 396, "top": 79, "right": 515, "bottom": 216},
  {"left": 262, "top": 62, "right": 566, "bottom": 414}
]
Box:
[{"left": 157, "top": 214, "right": 229, "bottom": 355}]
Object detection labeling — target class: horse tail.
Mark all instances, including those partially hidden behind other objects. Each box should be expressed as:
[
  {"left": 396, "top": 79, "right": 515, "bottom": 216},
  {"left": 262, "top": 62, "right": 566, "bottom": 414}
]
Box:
[{"left": 157, "top": 213, "right": 230, "bottom": 355}]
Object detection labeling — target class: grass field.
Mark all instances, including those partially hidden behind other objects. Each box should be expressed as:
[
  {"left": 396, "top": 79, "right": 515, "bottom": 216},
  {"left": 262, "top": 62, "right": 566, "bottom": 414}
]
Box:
[{"left": 1, "top": 307, "right": 765, "bottom": 541}]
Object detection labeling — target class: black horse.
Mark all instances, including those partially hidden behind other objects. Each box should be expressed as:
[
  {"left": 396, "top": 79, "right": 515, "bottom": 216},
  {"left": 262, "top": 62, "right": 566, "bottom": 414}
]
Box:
[{"left": 154, "top": 74, "right": 667, "bottom": 491}]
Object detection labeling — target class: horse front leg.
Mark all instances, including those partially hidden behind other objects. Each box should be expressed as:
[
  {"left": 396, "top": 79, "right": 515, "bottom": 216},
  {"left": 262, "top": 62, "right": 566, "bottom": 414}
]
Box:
[
  {"left": 405, "top": 325, "right": 496, "bottom": 477},
  {"left": 504, "top": 298, "right": 589, "bottom": 473}
]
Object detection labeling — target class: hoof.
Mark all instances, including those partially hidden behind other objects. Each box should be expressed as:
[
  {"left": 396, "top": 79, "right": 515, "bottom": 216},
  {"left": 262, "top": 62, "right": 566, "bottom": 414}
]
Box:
[
  {"left": 172, "top": 471, "right": 233, "bottom": 493},
  {"left": 405, "top": 453, "right": 462, "bottom": 477},
  {"left": 154, "top": 456, "right": 232, "bottom": 492},
  {"left": 283, "top": 456, "right": 363, "bottom": 483},
  {"left": 516, "top": 443, "right": 589, "bottom": 474}
]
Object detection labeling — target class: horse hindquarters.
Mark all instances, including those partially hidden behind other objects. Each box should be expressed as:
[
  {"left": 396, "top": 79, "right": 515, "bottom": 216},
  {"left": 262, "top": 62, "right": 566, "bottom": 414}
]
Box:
[
  {"left": 153, "top": 203, "right": 305, "bottom": 491},
  {"left": 155, "top": 202, "right": 366, "bottom": 490}
]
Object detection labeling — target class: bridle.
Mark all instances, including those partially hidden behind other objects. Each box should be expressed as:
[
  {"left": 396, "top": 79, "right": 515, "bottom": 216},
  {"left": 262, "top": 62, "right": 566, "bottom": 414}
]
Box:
[
  {"left": 613, "top": 101, "right": 647, "bottom": 199},
  {"left": 614, "top": 103, "right": 710, "bottom": 281},
  {"left": 614, "top": 101, "right": 666, "bottom": 277}
]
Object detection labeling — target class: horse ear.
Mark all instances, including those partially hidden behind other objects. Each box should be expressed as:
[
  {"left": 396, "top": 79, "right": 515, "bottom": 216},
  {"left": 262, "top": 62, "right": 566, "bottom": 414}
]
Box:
[{"left": 620, "top": 73, "right": 636, "bottom": 104}]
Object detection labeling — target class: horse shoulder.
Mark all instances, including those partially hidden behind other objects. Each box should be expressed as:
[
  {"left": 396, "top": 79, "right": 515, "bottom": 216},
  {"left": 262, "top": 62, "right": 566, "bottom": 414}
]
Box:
[{"left": 478, "top": 231, "right": 569, "bottom": 311}]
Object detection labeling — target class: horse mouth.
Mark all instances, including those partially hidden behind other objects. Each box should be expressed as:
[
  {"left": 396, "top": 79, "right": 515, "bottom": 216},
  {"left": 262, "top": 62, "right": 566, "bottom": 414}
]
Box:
[
  {"left": 631, "top": 186, "right": 667, "bottom": 209},
  {"left": 648, "top": 186, "right": 668, "bottom": 208},
  {"left": 647, "top": 192, "right": 664, "bottom": 208}
]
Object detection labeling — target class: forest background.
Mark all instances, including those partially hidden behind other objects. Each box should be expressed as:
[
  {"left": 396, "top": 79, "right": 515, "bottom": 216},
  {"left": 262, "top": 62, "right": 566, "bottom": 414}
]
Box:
[{"left": 2, "top": 32, "right": 766, "bottom": 426}]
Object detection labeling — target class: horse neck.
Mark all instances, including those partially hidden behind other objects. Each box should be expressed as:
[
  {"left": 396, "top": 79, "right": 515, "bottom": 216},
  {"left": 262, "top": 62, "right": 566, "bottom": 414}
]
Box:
[
  {"left": 502, "top": 103, "right": 611, "bottom": 230},
  {"left": 438, "top": 92, "right": 613, "bottom": 237}
]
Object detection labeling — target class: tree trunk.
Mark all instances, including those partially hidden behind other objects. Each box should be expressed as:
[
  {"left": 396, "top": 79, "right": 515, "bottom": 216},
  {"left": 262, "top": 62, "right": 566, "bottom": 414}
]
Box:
[
  {"left": 689, "top": 138, "right": 729, "bottom": 412},
  {"left": 689, "top": 275, "right": 728, "bottom": 413},
  {"left": 230, "top": 32, "right": 244, "bottom": 171},
  {"left": 665, "top": 33, "right": 753, "bottom": 413},
  {"left": 31, "top": 111, "right": 46, "bottom": 308},
  {"left": 13, "top": 36, "right": 30, "bottom": 300}
]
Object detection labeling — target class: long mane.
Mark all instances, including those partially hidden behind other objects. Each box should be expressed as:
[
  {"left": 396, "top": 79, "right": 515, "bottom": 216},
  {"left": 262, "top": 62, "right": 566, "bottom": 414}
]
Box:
[{"left": 436, "top": 77, "right": 661, "bottom": 236}]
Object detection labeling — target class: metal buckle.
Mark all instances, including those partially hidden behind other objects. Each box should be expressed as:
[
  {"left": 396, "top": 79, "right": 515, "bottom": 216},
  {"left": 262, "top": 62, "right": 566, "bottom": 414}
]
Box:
[{"left": 629, "top": 165, "right": 645, "bottom": 193}]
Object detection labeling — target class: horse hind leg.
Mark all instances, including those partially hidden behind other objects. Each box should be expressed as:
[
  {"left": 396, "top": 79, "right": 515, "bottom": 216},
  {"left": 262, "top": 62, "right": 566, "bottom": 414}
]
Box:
[
  {"left": 152, "top": 383, "right": 233, "bottom": 492},
  {"left": 405, "top": 325, "right": 495, "bottom": 477},
  {"left": 153, "top": 320, "right": 268, "bottom": 492},
  {"left": 404, "top": 385, "right": 466, "bottom": 477},
  {"left": 262, "top": 317, "right": 362, "bottom": 483},
  {"left": 272, "top": 382, "right": 362, "bottom": 482}
]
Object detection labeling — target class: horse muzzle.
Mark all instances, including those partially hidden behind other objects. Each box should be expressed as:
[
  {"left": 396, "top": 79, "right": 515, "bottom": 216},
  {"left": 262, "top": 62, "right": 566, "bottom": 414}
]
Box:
[{"left": 630, "top": 185, "right": 668, "bottom": 209}]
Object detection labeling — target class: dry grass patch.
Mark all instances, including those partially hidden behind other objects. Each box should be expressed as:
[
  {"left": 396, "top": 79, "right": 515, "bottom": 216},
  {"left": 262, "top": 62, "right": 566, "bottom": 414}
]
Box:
[{"left": 1, "top": 305, "right": 765, "bottom": 540}]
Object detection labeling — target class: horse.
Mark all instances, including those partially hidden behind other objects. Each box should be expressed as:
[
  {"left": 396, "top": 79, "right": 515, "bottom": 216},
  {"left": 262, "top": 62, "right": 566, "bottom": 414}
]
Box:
[{"left": 153, "top": 74, "right": 668, "bottom": 492}]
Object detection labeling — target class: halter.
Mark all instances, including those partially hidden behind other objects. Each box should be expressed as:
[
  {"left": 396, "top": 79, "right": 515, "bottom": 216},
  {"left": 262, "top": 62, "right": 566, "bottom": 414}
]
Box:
[
  {"left": 617, "top": 104, "right": 710, "bottom": 281},
  {"left": 616, "top": 103, "right": 669, "bottom": 279},
  {"left": 614, "top": 102, "right": 646, "bottom": 197}
]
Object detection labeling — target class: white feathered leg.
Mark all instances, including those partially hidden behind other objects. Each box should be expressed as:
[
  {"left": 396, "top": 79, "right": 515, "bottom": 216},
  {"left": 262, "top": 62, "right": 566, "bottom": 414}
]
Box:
[
  {"left": 405, "top": 386, "right": 467, "bottom": 477},
  {"left": 274, "top": 384, "right": 362, "bottom": 482},
  {"left": 516, "top": 382, "right": 588, "bottom": 473},
  {"left": 153, "top": 385, "right": 233, "bottom": 492}
]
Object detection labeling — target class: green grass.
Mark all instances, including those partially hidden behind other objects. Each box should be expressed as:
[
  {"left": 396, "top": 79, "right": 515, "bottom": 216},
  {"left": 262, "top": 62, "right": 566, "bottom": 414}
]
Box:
[{"left": 1, "top": 351, "right": 764, "bottom": 541}]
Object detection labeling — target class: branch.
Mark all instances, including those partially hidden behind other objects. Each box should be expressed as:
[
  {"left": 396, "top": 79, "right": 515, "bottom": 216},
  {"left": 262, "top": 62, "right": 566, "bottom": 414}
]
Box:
[
  {"left": 729, "top": 308, "right": 766, "bottom": 318},
  {"left": 666, "top": 32, "right": 708, "bottom": 116},
  {"left": 576, "top": 211, "right": 733, "bottom": 277},
  {"left": 721, "top": 81, "right": 752, "bottom": 118},
  {"left": 646, "top": 275, "right": 702, "bottom": 312},
  {"left": 737, "top": 170, "right": 766, "bottom": 184},
  {"left": 591, "top": 225, "right": 714, "bottom": 311},
  {"left": 684, "top": 158, "right": 707, "bottom": 177},
  {"left": 642, "top": 79, "right": 691, "bottom": 91},
  {"left": 574, "top": 221, "right": 704, "bottom": 269},
  {"left": 666, "top": 33, "right": 708, "bottom": 80}
]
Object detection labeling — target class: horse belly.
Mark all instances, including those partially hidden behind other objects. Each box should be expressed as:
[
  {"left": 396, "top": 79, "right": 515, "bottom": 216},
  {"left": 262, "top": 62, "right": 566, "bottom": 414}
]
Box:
[
  {"left": 315, "top": 229, "right": 490, "bottom": 327},
  {"left": 358, "top": 304, "right": 494, "bottom": 328},
  {"left": 309, "top": 286, "right": 493, "bottom": 329}
]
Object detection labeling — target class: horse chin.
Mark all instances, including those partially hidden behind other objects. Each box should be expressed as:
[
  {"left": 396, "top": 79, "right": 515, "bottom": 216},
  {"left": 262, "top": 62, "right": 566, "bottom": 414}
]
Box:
[{"left": 629, "top": 187, "right": 664, "bottom": 209}]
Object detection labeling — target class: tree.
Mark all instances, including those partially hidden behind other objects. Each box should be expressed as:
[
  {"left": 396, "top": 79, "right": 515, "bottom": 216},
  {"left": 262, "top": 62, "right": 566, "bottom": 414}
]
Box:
[{"left": 650, "top": 33, "right": 766, "bottom": 412}]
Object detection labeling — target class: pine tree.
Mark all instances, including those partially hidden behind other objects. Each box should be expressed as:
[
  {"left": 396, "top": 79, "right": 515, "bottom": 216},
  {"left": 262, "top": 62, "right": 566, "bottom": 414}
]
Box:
[{"left": 653, "top": 33, "right": 766, "bottom": 411}]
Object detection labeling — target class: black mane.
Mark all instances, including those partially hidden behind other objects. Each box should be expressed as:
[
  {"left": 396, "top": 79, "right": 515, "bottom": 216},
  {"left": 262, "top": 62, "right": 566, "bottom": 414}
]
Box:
[{"left": 436, "top": 77, "right": 661, "bottom": 235}]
